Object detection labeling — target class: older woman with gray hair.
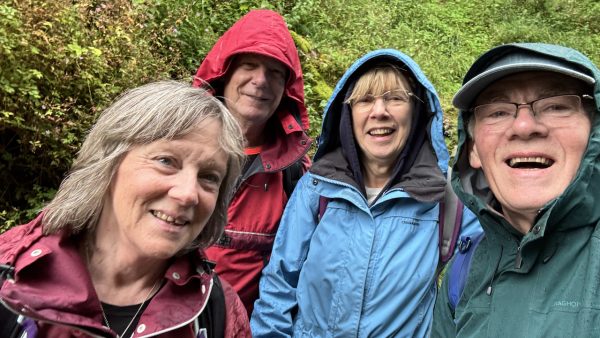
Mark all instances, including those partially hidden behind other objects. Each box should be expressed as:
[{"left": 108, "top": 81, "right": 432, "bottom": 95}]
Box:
[{"left": 0, "top": 81, "right": 250, "bottom": 337}]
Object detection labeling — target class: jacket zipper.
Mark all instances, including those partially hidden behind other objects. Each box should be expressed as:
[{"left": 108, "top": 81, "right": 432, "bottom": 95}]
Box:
[{"left": 515, "top": 245, "right": 523, "bottom": 269}]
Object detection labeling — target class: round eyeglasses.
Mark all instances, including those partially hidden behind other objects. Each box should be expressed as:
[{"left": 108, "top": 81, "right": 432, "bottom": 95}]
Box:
[
  {"left": 472, "top": 94, "right": 593, "bottom": 131},
  {"left": 351, "top": 89, "right": 416, "bottom": 113}
]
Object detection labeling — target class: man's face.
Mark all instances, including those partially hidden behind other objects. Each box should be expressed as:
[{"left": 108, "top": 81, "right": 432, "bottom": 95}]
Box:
[
  {"left": 223, "top": 54, "right": 287, "bottom": 131},
  {"left": 469, "top": 71, "right": 591, "bottom": 230}
]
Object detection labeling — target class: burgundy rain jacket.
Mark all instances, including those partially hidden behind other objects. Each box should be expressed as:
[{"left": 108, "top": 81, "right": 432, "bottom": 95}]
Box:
[
  {"left": 0, "top": 214, "right": 251, "bottom": 337},
  {"left": 192, "top": 9, "right": 311, "bottom": 315}
]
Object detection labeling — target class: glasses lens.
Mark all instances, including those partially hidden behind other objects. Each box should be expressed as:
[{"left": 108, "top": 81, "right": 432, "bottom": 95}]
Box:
[
  {"left": 474, "top": 103, "right": 515, "bottom": 125},
  {"left": 353, "top": 94, "right": 376, "bottom": 112},
  {"left": 533, "top": 95, "right": 581, "bottom": 119},
  {"left": 384, "top": 90, "right": 411, "bottom": 109}
]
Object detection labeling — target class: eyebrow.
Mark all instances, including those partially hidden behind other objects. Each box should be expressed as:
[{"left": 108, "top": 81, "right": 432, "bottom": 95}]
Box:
[{"left": 478, "top": 84, "right": 578, "bottom": 105}]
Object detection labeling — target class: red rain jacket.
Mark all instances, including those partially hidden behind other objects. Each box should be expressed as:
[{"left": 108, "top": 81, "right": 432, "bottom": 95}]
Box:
[
  {"left": 0, "top": 214, "right": 251, "bottom": 337},
  {"left": 192, "top": 9, "right": 311, "bottom": 315}
]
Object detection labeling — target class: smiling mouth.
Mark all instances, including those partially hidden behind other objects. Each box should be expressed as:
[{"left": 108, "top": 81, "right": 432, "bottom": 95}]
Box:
[
  {"left": 151, "top": 210, "right": 189, "bottom": 226},
  {"left": 507, "top": 157, "right": 554, "bottom": 169},
  {"left": 245, "top": 93, "right": 269, "bottom": 101},
  {"left": 368, "top": 128, "right": 395, "bottom": 136}
]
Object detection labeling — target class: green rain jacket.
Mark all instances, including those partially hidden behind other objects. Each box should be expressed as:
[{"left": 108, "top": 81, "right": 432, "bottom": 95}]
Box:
[{"left": 432, "top": 43, "right": 600, "bottom": 337}]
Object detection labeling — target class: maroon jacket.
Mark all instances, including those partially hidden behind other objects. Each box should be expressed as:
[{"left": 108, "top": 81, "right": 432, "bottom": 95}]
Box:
[
  {"left": 0, "top": 214, "right": 251, "bottom": 337},
  {"left": 192, "top": 9, "right": 311, "bottom": 315}
]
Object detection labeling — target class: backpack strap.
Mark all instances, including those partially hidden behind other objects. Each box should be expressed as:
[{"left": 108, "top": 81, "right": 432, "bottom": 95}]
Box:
[
  {"left": 0, "top": 264, "right": 34, "bottom": 338},
  {"left": 447, "top": 233, "right": 485, "bottom": 314},
  {"left": 282, "top": 160, "right": 304, "bottom": 198},
  {"left": 0, "top": 305, "right": 21, "bottom": 338},
  {"left": 438, "top": 166, "right": 464, "bottom": 265}
]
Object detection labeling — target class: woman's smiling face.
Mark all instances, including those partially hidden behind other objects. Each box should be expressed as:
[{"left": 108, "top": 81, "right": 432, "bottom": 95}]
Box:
[
  {"left": 98, "top": 118, "right": 229, "bottom": 259},
  {"left": 349, "top": 67, "right": 414, "bottom": 172}
]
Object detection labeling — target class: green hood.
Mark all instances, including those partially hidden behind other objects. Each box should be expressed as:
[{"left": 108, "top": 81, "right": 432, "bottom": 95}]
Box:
[{"left": 453, "top": 43, "right": 600, "bottom": 236}]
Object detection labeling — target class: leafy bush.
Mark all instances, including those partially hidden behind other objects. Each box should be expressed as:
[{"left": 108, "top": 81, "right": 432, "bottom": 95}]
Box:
[
  {"left": 0, "top": 0, "right": 178, "bottom": 229},
  {"left": 2, "top": 0, "right": 599, "bottom": 230}
]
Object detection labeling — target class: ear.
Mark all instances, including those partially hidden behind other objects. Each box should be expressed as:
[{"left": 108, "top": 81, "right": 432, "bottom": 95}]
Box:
[{"left": 468, "top": 140, "right": 482, "bottom": 169}]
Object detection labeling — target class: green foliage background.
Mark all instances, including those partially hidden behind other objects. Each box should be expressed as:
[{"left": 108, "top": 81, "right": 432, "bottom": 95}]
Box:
[{"left": 1, "top": 0, "right": 599, "bottom": 231}]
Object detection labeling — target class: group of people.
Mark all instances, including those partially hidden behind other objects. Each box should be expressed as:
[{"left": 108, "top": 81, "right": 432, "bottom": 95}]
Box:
[{"left": 0, "top": 7, "right": 599, "bottom": 338}]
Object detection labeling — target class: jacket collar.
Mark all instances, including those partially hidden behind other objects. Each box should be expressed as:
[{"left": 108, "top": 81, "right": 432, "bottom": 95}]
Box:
[{"left": 0, "top": 215, "right": 214, "bottom": 337}]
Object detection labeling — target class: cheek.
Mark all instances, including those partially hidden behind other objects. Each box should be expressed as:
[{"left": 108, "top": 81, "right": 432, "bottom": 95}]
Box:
[
  {"left": 566, "top": 135, "right": 590, "bottom": 171},
  {"left": 393, "top": 109, "right": 412, "bottom": 133},
  {"left": 272, "top": 81, "right": 286, "bottom": 103},
  {"left": 351, "top": 113, "right": 363, "bottom": 134},
  {"left": 224, "top": 72, "right": 245, "bottom": 96},
  {"left": 556, "top": 121, "right": 590, "bottom": 164}
]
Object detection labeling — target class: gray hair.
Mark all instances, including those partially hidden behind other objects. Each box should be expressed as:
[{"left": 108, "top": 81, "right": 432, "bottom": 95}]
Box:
[{"left": 43, "top": 81, "right": 245, "bottom": 250}]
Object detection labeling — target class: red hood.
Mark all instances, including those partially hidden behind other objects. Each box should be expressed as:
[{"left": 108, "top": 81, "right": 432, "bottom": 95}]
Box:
[{"left": 192, "top": 9, "right": 309, "bottom": 131}]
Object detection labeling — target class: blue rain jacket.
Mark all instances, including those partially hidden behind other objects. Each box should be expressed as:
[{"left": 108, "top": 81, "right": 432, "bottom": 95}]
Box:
[{"left": 251, "top": 49, "right": 481, "bottom": 337}]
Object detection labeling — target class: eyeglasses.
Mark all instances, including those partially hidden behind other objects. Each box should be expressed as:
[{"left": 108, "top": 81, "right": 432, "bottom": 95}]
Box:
[
  {"left": 472, "top": 94, "right": 593, "bottom": 130},
  {"left": 351, "top": 89, "right": 416, "bottom": 113}
]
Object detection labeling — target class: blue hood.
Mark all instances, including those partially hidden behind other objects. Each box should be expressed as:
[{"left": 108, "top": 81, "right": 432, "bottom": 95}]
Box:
[{"left": 314, "top": 49, "right": 449, "bottom": 173}]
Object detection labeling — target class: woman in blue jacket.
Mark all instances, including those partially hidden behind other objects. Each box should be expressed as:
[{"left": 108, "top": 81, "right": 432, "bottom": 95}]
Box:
[{"left": 251, "top": 50, "right": 480, "bottom": 337}]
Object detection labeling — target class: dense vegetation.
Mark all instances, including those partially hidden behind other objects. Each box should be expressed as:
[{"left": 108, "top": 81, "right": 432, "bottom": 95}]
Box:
[{"left": 2, "top": 0, "right": 599, "bottom": 230}]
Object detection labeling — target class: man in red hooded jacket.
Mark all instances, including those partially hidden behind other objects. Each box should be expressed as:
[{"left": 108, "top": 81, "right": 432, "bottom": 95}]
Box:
[{"left": 192, "top": 9, "right": 312, "bottom": 315}]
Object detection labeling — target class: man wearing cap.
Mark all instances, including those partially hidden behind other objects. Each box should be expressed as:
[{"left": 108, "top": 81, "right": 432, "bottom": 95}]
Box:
[
  {"left": 432, "top": 43, "right": 600, "bottom": 336},
  {"left": 192, "top": 9, "right": 312, "bottom": 315}
]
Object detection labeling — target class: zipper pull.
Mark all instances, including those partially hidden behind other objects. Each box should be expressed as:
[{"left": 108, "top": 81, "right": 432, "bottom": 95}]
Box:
[{"left": 515, "top": 245, "right": 523, "bottom": 269}]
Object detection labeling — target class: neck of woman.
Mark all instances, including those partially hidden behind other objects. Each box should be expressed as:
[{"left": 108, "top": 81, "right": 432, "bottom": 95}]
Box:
[
  {"left": 82, "top": 238, "right": 166, "bottom": 306},
  {"left": 362, "top": 161, "right": 392, "bottom": 189}
]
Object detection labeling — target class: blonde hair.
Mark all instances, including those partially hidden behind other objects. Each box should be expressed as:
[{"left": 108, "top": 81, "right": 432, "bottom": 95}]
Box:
[
  {"left": 346, "top": 63, "right": 414, "bottom": 105},
  {"left": 43, "top": 81, "right": 245, "bottom": 250}
]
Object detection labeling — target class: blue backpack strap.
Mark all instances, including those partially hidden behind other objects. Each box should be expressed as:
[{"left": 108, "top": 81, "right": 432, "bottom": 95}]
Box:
[{"left": 448, "top": 232, "right": 485, "bottom": 313}]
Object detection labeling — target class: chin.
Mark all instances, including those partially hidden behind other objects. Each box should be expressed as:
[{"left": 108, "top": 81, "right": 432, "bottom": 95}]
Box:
[{"left": 501, "top": 193, "right": 558, "bottom": 214}]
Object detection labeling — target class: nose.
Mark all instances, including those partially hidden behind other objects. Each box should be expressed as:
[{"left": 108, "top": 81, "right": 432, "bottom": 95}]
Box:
[
  {"left": 169, "top": 171, "right": 199, "bottom": 206},
  {"left": 251, "top": 66, "right": 269, "bottom": 87},
  {"left": 507, "top": 105, "right": 549, "bottom": 139},
  {"left": 369, "top": 98, "right": 389, "bottom": 119}
]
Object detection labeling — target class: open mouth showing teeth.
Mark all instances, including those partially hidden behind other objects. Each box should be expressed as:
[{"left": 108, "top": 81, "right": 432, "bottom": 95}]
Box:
[
  {"left": 152, "top": 210, "right": 188, "bottom": 226},
  {"left": 507, "top": 157, "right": 554, "bottom": 169},
  {"left": 369, "top": 128, "right": 394, "bottom": 136}
]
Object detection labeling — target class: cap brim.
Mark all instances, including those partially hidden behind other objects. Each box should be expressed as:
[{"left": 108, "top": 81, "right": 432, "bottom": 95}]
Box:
[{"left": 453, "top": 63, "right": 596, "bottom": 111}]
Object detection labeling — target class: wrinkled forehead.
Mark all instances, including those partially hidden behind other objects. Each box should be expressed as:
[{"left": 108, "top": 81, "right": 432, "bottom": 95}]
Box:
[{"left": 474, "top": 71, "right": 592, "bottom": 105}]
